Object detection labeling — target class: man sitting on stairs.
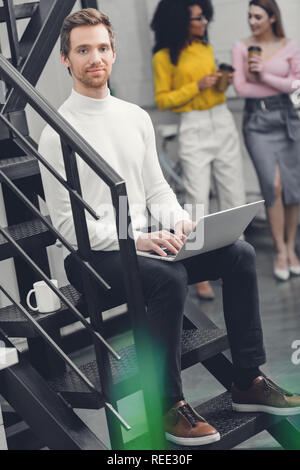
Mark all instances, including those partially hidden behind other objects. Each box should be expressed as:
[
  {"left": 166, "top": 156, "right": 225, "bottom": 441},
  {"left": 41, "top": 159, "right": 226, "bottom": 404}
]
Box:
[{"left": 38, "top": 8, "right": 300, "bottom": 447}]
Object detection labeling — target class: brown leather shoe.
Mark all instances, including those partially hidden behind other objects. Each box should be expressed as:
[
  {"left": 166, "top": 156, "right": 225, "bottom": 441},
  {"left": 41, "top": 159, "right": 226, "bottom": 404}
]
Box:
[
  {"left": 195, "top": 281, "right": 215, "bottom": 300},
  {"left": 232, "top": 376, "right": 300, "bottom": 415},
  {"left": 164, "top": 400, "right": 220, "bottom": 446}
]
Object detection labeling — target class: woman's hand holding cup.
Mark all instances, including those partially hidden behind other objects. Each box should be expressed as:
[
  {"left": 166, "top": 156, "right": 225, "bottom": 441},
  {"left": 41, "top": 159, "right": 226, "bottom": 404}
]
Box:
[
  {"left": 248, "top": 54, "right": 264, "bottom": 74},
  {"left": 248, "top": 46, "right": 263, "bottom": 77},
  {"left": 215, "top": 64, "right": 235, "bottom": 92},
  {"left": 197, "top": 73, "right": 221, "bottom": 91}
]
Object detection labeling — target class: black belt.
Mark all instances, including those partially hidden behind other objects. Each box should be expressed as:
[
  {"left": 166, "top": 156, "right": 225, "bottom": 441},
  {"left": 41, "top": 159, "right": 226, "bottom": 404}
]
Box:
[
  {"left": 245, "top": 94, "right": 297, "bottom": 140},
  {"left": 245, "top": 94, "right": 291, "bottom": 112}
]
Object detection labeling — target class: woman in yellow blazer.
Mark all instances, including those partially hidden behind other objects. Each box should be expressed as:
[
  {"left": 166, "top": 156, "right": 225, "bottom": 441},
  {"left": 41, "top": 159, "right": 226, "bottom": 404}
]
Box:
[{"left": 151, "top": 0, "right": 246, "bottom": 300}]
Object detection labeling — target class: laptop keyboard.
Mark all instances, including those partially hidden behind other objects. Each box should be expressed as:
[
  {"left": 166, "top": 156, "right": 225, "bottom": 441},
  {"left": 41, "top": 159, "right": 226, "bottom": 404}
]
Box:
[
  {"left": 150, "top": 248, "right": 175, "bottom": 257},
  {"left": 163, "top": 249, "right": 175, "bottom": 256}
]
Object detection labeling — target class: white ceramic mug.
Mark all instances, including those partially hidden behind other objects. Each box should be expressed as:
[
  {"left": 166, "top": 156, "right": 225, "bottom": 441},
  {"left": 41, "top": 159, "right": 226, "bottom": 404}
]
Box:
[{"left": 26, "top": 280, "right": 61, "bottom": 313}]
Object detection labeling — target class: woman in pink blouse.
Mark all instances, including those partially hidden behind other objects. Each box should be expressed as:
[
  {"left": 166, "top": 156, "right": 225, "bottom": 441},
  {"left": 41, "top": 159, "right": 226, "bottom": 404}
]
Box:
[{"left": 232, "top": 0, "right": 300, "bottom": 281}]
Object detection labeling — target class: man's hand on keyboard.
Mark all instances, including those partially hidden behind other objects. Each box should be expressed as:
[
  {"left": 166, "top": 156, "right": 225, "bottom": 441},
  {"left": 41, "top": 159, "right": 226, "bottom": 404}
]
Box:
[
  {"left": 175, "top": 220, "right": 196, "bottom": 240},
  {"left": 136, "top": 230, "right": 184, "bottom": 257}
]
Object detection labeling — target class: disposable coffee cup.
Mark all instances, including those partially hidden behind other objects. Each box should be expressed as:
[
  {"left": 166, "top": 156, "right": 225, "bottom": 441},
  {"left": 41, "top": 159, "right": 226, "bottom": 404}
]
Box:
[
  {"left": 216, "top": 63, "right": 235, "bottom": 93},
  {"left": 26, "top": 280, "right": 61, "bottom": 313},
  {"left": 248, "top": 46, "right": 262, "bottom": 73}
]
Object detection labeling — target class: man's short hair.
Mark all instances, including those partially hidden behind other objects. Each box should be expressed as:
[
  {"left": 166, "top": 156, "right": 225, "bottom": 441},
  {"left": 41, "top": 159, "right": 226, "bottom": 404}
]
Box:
[{"left": 60, "top": 8, "right": 115, "bottom": 57}]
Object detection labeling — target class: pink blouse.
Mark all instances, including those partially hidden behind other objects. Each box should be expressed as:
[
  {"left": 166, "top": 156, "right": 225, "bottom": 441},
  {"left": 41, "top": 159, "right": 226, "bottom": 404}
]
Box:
[{"left": 232, "top": 40, "right": 300, "bottom": 98}]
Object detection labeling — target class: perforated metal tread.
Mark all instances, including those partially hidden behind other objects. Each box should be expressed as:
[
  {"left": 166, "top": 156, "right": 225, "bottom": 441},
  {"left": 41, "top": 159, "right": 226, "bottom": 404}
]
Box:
[
  {"left": 0, "top": 281, "right": 228, "bottom": 358},
  {"left": 0, "top": 284, "right": 83, "bottom": 337},
  {"left": 181, "top": 327, "right": 228, "bottom": 368},
  {"left": 169, "top": 391, "right": 284, "bottom": 450},
  {"left": 46, "top": 327, "right": 228, "bottom": 409},
  {"left": 124, "top": 392, "right": 284, "bottom": 450},
  {"left": 0, "top": 282, "right": 127, "bottom": 337},
  {"left": 0, "top": 217, "right": 55, "bottom": 261},
  {"left": 47, "top": 345, "right": 139, "bottom": 408},
  {"left": 0, "top": 154, "right": 39, "bottom": 181}
]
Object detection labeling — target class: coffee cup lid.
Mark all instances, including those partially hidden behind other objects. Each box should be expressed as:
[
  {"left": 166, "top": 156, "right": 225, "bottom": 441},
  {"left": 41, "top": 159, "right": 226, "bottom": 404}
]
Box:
[
  {"left": 248, "top": 46, "right": 262, "bottom": 52},
  {"left": 219, "top": 63, "right": 234, "bottom": 72}
]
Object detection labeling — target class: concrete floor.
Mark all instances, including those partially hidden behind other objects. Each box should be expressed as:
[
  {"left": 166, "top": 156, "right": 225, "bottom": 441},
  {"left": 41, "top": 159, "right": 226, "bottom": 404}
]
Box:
[{"left": 183, "top": 222, "right": 300, "bottom": 450}]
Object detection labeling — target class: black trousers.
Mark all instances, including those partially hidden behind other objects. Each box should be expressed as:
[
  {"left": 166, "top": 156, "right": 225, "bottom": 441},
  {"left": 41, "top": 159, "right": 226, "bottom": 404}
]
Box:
[{"left": 64, "top": 240, "right": 266, "bottom": 402}]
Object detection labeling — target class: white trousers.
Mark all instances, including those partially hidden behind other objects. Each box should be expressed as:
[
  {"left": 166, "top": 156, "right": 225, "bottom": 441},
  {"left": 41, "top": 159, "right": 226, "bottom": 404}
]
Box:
[{"left": 178, "top": 103, "right": 246, "bottom": 216}]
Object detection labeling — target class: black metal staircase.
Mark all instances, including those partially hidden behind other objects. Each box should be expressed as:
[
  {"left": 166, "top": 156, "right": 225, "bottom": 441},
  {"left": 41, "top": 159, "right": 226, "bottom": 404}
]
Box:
[{"left": 0, "top": 0, "right": 299, "bottom": 451}]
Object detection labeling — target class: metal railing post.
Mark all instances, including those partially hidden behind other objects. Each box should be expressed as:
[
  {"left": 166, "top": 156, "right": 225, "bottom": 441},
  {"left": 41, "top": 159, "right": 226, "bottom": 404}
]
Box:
[
  {"left": 2, "top": 0, "right": 77, "bottom": 113},
  {"left": 111, "top": 183, "right": 166, "bottom": 449},
  {"left": 0, "top": 283, "right": 131, "bottom": 431},
  {"left": 0, "top": 52, "right": 167, "bottom": 449},
  {"left": 2, "top": 0, "right": 20, "bottom": 68},
  {"left": 60, "top": 139, "right": 125, "bottom": 449},
  {"left": 81, "top": 1, "right": 99, "bottom": 9}
]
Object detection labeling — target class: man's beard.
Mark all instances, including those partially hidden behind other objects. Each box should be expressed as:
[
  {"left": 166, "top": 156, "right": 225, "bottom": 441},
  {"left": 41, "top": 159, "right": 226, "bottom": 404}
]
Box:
[{"left": 72, "top": 68, "right": 109, "bottom": 89}]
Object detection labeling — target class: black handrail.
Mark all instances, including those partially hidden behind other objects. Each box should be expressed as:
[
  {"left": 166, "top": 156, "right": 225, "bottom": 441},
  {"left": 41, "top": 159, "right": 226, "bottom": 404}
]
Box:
[
  {"left": 0, "top": 0, "right": 152, "bottom": 447},
  {"left": 0, "top": 2, "right": 39, "bottom": 23},
  {"left": 2, "top": 0, "right": 77, "bottom": 113},
  {"left": 0, "top": 52, "right": 165, "bottom": 448},
  {"left": 0, "top": 224, "right": 119, "bottom": 360},
  {"left": 3, "top": 0, "right": 20, "bottom": 67},
  {"left": 0, "top": 167, "right": 110, "bottom": 290},
  {"left": 80, "top": 0, "right": 99, "bottom": 9},
  {"left": 0, "top": 110, "right": 112, "bottom": 292},
  {"left": 0, "top": 284, "right": 98, "bottom": 392},
  {"left": 0, "top": 283, "right": 131, "bottom": 431},
  {"left": 0, "top": 54, "right": 121, "bottom": 186},
  {"left": 12, "top": 128, "right": 101, "bottom": 221}
]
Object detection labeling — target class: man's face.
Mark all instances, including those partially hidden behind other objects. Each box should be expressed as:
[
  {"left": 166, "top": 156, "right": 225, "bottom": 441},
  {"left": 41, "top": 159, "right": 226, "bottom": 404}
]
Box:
[{"left": 62, "top": 24, "right": 116, "bottom": 95}]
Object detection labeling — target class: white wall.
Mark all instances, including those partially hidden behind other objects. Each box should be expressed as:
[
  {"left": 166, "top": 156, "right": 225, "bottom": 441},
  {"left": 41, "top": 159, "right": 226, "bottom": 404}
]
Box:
[
  {"left": 0, "top": 1, "right": 37, "bottom": 307},
  {"left": 1, "top": 1, "right": 300, "bottom": 305},
  {"left": 209, "top": 0, "right": 300, "bottom": 97},
  {"left": 0, "top": 186, "right": 19, "bottom": 308},
  {"left": 98, "top": 0, "right": 155, "bottom": 107},
  {"left": 24, "top": 0, "right": 300, "bottom": 134},
  {"left": 0, "top": 0, "right": 79, "bottom": 304}
]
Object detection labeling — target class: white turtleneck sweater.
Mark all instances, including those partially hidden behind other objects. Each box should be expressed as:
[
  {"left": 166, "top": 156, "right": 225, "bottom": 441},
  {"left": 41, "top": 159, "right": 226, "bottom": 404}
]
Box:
[{"left": 38, "top": 89, "right": 190, "bottom": 258}]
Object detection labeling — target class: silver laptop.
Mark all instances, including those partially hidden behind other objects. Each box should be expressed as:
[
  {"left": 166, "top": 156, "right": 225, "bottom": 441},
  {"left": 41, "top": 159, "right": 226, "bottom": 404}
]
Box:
[{"left": 137, "top": 200, "right": 264, "bottom": 262}]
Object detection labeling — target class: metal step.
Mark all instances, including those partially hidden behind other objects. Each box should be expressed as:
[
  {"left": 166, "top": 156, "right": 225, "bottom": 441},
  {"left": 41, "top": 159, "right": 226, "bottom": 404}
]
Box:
[
  {"left": 0, "top": 276, "right": 230, "bottom": 349},
  {"left": 46, "top": 327, "right": 228, "bottom": 409},
  {"left": 123, "top": 392, "right": 285, "bottom": 450},
  {"left": 0, "top": 285, "right": 83, "bottom": 337},
  {"left": 0, "top": 332, "right": 107, "bottom": 450},
  {"left": 5, "top": 421, "right": 44, "bottom": 451},
  {"left": 170, "top": 391, "right": 285, "bottom": 450},
  {"left": 0, "top": 217, "right": 56, "bottom": 262},
  {"left": 0, "top": 154, "right": 39, "bottom": 182},
  {"left": 0, "top": 282, "right": 131, "bottom": 339}
]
